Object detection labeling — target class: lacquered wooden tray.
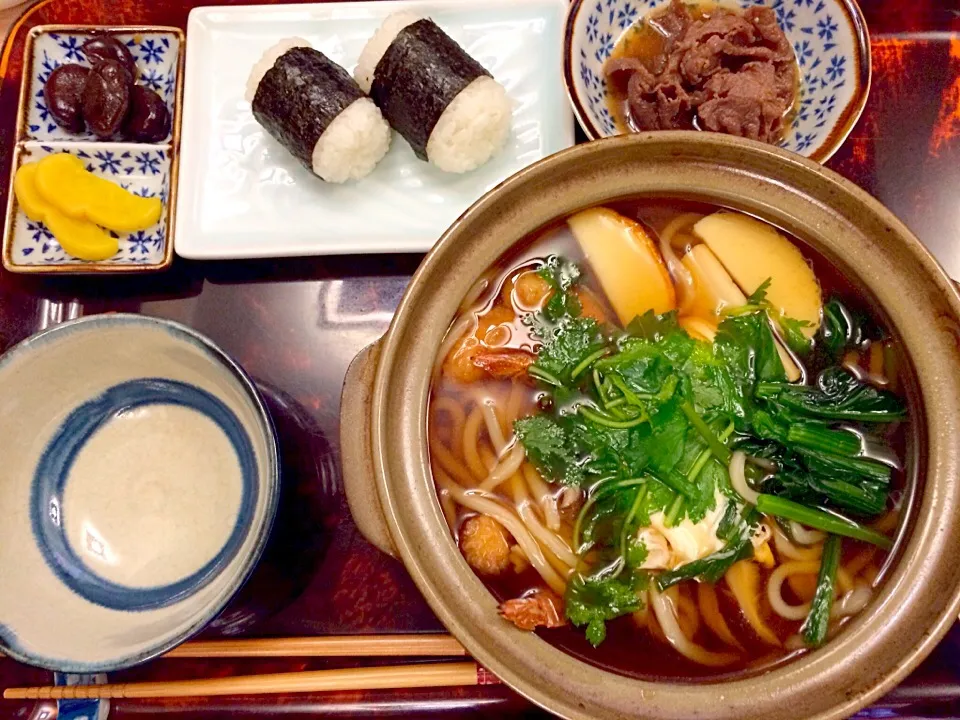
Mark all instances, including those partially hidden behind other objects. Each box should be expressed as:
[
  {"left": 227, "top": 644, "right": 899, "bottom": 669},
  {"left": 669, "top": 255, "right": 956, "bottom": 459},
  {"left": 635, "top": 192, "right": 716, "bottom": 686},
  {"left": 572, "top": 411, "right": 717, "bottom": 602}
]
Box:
[{"left": 0, "top": 0, "right": 958, "bottom": 717}]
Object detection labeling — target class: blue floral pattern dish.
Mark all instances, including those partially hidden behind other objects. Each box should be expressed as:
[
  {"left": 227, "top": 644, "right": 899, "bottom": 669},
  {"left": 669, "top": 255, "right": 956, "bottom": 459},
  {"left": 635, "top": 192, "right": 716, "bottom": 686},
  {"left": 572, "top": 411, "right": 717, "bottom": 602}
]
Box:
[
  {"left": 24, "top": 28, "right": 181, "bottom": 143},
  {"left": 4, "top": 26, "right": 181, "bottom": 273},
  {"left": 564, "top": 0, "right": 870, "bottom": 162},
  {"left": 8, "top": 143, "right": 170, "bottom": 268}
]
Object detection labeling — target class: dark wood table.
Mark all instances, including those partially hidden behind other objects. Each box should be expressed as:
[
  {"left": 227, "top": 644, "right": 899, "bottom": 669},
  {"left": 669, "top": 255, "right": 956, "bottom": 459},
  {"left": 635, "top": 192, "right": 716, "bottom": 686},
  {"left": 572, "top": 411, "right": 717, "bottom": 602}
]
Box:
[{"left": 0, "top": 0, "right": 959, "bottom": 717}]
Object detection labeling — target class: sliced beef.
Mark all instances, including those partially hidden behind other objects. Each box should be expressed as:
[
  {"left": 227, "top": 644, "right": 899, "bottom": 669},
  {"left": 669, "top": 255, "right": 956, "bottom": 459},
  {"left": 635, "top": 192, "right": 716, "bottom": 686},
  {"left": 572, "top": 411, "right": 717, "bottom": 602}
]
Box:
[
  {"left": 607, "top": 56, "right": 658, "bottom": 94},
  {"left": 745, "top": 6, "right": 795, "bottom": 61},
  {"left": 603, "top": 2, "right": 797, "bottom": 142},
  {"left": 648, "top": 0, "right": 693, "bottom": 71},
  {"left": 650, "top": 0, "right": 692, "bottom": 45},
  {"left": 700, "top": 62, "right": 789, "bottom": 142},
  {"left": 679, "top": 33, "right": 728, "bottom": 85},
  {"left": 627, "top": 92, "right": 661, "bottom": 130},
  {"left": 681, "top": 11, "right": 756, "bottom": 48},
  {"left": 773, "top": 60, "right": 798, "bottom": 103}
]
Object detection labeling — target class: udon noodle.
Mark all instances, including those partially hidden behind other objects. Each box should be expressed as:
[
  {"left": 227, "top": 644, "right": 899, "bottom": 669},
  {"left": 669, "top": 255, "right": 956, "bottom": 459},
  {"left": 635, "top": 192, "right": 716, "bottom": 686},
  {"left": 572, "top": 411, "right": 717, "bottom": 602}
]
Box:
[{"left": 428, "top": 201, "right": 908, "bottom": 679}]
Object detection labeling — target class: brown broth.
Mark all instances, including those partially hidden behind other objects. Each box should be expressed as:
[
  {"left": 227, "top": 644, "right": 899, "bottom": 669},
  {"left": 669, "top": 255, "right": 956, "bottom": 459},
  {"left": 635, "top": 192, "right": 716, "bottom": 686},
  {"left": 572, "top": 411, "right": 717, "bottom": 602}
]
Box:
[{"left": 429, "top": 199, "right": 910, "bottom": 681}]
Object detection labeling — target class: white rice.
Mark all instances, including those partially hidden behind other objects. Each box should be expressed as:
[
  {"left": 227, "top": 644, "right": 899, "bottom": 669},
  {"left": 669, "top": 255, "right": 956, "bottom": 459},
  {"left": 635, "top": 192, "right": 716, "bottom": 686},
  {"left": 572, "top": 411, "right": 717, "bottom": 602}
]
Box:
[
  {"left": 245, "top": 37, "right": 312, "bottom": 103},
  {"left": 354, "top": 12, "right": 512, "bottom": 174},
  {"left": 353, "top": 11, "right": 421, "bottom": 93},
  {"left": 426, "top": 75, "right": 511, "bottom": 173},
  {"left": 311, "top": 97, "right": 391, "bottom": 183}
]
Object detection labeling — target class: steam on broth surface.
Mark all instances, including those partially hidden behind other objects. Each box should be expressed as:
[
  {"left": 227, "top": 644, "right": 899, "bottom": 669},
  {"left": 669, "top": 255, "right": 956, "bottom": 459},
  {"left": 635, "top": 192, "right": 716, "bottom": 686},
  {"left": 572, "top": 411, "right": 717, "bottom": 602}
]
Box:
[{"left": 429, "top": 201, "right": 907, "bottom": 679}]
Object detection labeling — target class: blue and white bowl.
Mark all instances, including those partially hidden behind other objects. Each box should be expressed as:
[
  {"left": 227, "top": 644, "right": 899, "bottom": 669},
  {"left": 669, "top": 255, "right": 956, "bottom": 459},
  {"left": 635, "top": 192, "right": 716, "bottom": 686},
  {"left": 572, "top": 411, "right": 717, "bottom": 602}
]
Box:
[
  {"left": 564, "top": 0, "right": 870, "bottom": 162},
  {"left": 0, "top": 314, "right": 279, "bottom": 672}
]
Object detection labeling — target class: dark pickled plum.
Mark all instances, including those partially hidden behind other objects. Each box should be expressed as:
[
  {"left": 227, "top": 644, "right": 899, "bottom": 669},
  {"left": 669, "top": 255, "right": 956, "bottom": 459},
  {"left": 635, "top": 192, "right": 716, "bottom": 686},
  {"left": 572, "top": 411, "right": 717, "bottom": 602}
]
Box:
[
  {"left": 124, "top": 85, "right": 170, "bottom": 142},
  {"left": 43, "top": 64, "right": 90, "bottom": 133},
  {"left": 82, "top": 35, "right": 137, "bottom": 79},
  {"left": 82, "top": 60, "right": 132, "bottom": 138}
]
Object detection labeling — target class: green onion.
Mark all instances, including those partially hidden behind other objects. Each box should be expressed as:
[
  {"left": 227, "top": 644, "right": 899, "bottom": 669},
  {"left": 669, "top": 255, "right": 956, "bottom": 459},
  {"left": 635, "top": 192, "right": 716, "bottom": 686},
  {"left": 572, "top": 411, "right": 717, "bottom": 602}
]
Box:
[
  {"left": 686, "top": 447, "right": 713, "bottom": 484},
  {"left": 528, "top": 365, "right": 563, "bottom": 387},
  {"left": 787, "top": 424, "right": 862, "bottom": 457},
  {"left": 796, "top": 447, "right": 892, "bottom": 484},
  {"left": 571, "top": 347, "right": 610, "bottom": 381},
  {"left": 617, "top": 485, "right": 650, "bottom": 572},
  {"left": 756, "top": 495, "right": 893, "bottom": 550},
  {"left": 608, "top": 374, "right": 644, "bottom": 406},
  {"left": 655, "top": 469, "right": 697, "bottom": 499},
  {"left": 592, "top": 369, "right": 604, "bottom": 400},
  {"left": 801, "top": 535, "right": 841, "bottom": 647},
  {"left": 664, "top": 495, "right": 685, "bottom": 527},
  {"left": 580, "top": 405, "right": 647, "bottom": 429},
  {"left": 681, "top": 402, "right": 732, "bottom": 464}
]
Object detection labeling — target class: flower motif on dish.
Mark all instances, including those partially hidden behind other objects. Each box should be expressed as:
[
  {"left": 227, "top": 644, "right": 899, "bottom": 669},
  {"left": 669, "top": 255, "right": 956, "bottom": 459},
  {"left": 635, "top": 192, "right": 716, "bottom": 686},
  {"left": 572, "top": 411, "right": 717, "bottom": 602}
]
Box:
[
  {"left": 25, "top": 30, "right": 180, "bottom": 142},
  {"left": 568, "top": 0, "right": 865, "bottom": 159},
  {"left": 10, "top": 143, "right": 170, "bottom": 267}
]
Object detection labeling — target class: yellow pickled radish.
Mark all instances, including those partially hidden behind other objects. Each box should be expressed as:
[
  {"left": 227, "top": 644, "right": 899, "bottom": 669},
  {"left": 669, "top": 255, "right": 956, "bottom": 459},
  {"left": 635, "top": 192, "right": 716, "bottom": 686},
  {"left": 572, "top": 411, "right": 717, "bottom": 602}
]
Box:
[
  {"left": 13, "top": 162, "right": 48, "bottom": 220},
  {"left": 34, "top": 152, "right": 162, "bottom": 233},
  {"left": 44, "top": 210, "right": 119, "bottom": 262},
  {"left": 14, "top": 162, "right": 118, "bottom": 261},
  {"left": 567, "top": 207, "right": 676, "bottom": 325}
]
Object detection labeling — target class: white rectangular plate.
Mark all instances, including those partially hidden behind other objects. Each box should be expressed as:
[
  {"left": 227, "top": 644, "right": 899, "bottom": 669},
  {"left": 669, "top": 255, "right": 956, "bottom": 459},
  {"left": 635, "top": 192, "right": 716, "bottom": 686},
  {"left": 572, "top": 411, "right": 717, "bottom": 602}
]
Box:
[{"left": 176, "top": 0, "right": 573, "bottom": 259}]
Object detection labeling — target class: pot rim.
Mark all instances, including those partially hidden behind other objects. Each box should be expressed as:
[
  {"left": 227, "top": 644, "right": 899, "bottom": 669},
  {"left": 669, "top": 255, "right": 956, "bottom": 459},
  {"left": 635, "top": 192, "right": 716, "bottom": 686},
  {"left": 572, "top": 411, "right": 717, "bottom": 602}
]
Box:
[{"left": 368, "top": 132, "right": 960, "bottom": 720}]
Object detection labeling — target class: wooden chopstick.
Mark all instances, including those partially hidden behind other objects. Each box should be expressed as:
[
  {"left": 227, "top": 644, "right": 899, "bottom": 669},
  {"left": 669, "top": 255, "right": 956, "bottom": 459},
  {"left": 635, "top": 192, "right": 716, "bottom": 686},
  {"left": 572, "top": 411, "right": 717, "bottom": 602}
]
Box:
[
  {"left": 3, "top": 661, "right": 499, "bottom": 700},
  {"left": 161, "top": 634, "right": 468, "bottom": 658}
]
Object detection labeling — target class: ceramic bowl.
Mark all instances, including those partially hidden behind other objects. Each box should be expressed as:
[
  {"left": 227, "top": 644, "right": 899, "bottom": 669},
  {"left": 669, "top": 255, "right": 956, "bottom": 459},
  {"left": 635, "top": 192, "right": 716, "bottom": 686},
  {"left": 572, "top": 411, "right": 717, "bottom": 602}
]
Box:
[
  {"left": 563, "top": 0, "right": 870, "bottom": 162},
  {"left": 0, "top": 314, "right": 279, "bottom": 672},
  {"left": 340, "top": 132, "right": 960, "bottom": 720}
]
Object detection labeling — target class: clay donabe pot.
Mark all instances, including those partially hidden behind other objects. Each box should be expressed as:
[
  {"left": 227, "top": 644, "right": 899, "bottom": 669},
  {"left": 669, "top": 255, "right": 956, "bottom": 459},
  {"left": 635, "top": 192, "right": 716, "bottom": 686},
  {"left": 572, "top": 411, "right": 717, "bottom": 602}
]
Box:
[{"left": 340, "top": 132, "right": 960, "bottom": 720}]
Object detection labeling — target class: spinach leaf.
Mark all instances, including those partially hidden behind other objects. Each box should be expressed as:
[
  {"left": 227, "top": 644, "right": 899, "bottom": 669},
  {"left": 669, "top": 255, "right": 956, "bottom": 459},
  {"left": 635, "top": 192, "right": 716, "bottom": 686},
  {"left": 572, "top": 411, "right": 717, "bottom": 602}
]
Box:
[
  {"left": 801, "top": 535, "right": 841, "bottom": 647},
  {"left": 819, "top": 299, "right": 860, "bottom": 357},
  {"left": 757, "top": 367, "right": 905, "bottom": 422},
  {"left": 735, "top": 434, "right": 890, "bottom": 517},
  {"left": 764, "top": 469, "right": 888, "bottom": 517}
]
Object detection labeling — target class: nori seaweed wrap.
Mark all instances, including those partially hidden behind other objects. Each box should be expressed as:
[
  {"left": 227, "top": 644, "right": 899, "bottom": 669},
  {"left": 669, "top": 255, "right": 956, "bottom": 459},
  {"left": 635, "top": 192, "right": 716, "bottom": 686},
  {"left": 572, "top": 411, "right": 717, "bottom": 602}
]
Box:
[
  {"left": 252, "top": 48, "right": 365, "bottom": 172},
  {"left": 368, "top": 19, "right": 490, "bottom": 161}
]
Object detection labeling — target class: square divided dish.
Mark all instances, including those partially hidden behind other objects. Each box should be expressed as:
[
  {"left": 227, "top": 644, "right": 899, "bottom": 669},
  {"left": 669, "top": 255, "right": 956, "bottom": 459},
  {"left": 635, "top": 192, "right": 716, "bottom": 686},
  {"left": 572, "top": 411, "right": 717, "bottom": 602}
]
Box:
[
  {"left": 2, "top": 26, "right": 184, "bottom": 273},
  {"left": 176, "top": 0, "right": 573, "bottom": 259}
]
